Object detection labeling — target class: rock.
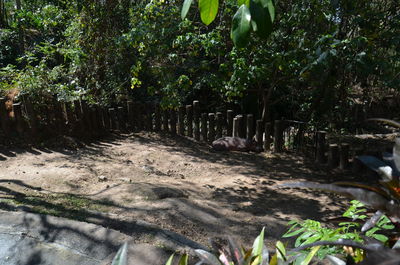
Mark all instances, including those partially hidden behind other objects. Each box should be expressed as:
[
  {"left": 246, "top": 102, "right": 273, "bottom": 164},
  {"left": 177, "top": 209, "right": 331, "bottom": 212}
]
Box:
[{"left": 98, "top": 175, "right": 108, "bottom": 182}]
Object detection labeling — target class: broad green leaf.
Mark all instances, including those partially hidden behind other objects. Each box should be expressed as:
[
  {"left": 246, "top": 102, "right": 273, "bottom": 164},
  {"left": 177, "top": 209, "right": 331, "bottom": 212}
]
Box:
[
  {"left": 249, "top": 0, "right": 273, "bottom": 39},
  {"left": 181, "top": 0, "right": 194, "bottom": 20},
  {"left": 165, "top": 254, "right": 174, "bottom": 265},
  {"left": 178, "top": 253, "right": 188, "bottom": 265},
  {"left": 199, "top": 0, "right": 219, "bottom": 25},
  {"left": 252, "top": 227, "right": 265, "bottom": 256},
  {"left": 112, "top": 242, "right": 128, "bottom": 265},
  {"left": 275, "top": 241, "right": 286, "bottom": 261},
  {"left": 231, "top": 4, "right": 251, "bottom": 48},
  {"left": 266, "top": 0, "right": 275, "bottom": 22},
  {"left": 238, "top": 0, "right": 250, "bottom": 7}
]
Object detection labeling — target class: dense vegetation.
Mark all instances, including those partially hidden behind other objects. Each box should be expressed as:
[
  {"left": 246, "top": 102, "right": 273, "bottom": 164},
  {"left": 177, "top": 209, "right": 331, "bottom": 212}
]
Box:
[{"left": 0, "top": 0, "right": 399, "bottom": 128}]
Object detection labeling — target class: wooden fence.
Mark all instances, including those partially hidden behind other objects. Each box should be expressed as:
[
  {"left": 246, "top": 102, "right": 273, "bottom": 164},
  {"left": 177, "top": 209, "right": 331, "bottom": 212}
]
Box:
[{"left": 0, "top": 96, "right": 386, "bottom": 173}]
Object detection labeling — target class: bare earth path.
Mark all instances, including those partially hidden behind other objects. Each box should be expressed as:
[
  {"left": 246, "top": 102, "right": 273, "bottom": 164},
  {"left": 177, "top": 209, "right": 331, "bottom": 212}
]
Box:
[{"left": 0, "top": 132, "right": 349, "bottom": 248}]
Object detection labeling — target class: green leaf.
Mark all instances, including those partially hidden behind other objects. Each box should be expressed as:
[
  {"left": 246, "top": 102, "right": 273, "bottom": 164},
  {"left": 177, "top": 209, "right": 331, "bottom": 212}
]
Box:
[
  {"left": 178, "top": 253, "right": 188, "bottom": 265},
  {"left": 112, "top": 242, "right": 128, "bottom": 265},
  {"left": 199, "top": 0, "right": 219, "bottom": 25},
  {"left": 301, "top": 246, "right": 321, "bottom": 265},
  {"left": 165, "top": 254, "right": 174, "bottom": 265},
  {"left": 231, "top": 4, "right": 251, "bottom": 48},
  {"left": 249, "top": 0, "right": 273, "bottom": 39},
  {"left": 181, "top": 0, "right": 194, "bottom": 20},
  {"left": 252, "top": 227, "right": 265, "bottom": 256},
  {"left": 238, "top": 0, "right": 250, "bottom": 7}
]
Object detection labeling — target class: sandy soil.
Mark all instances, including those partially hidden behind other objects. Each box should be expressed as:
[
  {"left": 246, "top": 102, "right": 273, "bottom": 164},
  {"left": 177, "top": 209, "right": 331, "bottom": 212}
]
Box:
[{"left": 0, "top": 132, "right": 350, "bottom": 248}]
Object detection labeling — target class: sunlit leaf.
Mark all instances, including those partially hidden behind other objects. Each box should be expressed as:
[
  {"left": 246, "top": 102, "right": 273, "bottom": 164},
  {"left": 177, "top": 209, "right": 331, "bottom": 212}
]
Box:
[
  {"left": 178, "top": 253, "right": 189, "bottom": 265},
  {"left": 165, "top": 254, "right": 174, "bottom": 265},
  {"left": 181, "top": 0, "right": 194, "bottom": 20},
  {"left": 199, "top": 0, "right": 219, "bottom": 25},
  {"left": 238, "top": 0, "right": 250, "bottom": 7},
  {"left": 231, "top": 4, "right": 251, "bottom": 48},
  {"left": 112, "top": 242, "right": 128, "bottom": 265},
  {"left": 195, "top": 249, "right": 221, "bottom": 264},
  {"left": 300, "top": 245, "right": 320, "bottom": 265}
]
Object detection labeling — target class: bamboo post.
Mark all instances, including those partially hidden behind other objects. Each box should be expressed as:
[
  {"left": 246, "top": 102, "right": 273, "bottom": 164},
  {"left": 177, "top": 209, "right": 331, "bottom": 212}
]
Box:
[
  {"left": 328, "top": 144, "right": 339, "bottom": 168},
  {"left": 170, "top": 109, "right": 177, "bottom": 135},
  {"left": 339, "top": 143, "right": 350, "bottom": 170},
  {"left": 273, "top": 120, "right": 283, "bottom": 153},
  {"left": 233, "top": 117, "right": 239, "bottom": 137},
  {"left": 256, "top": 120, "right": 263, "bottom": 149},
  {"left": 186, "top": 105, "right": 193, "bottom": 137},
  {"left": 178, "top": 106, "right": 185, "bottom": 135},
  {"left": 208, "top": 113, "right": 215, "bottom": 143},
  {"left": 227, "top": 110, "right": 234, "bottom": 136},
  {"left": 315, "top": 131, "right": 327, "bottom": 163},
  {"left": 247, "top": 114, "right": 254, "bottom": 140},
  {"left": 154, "top": 104, "right": 161, "bottom": 131},
  {"left": 193, "top": 101, "right": 200, "bottom": 140},
  {"left": 201, "top": 113, "right": 207, "bottom": 142},
  {"left": 216, "top": 112, "right": 223, "bottom": 139}
]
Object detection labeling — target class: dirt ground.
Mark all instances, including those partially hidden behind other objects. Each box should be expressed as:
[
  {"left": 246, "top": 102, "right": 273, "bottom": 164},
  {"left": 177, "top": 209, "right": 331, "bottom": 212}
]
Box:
[{"left": 0, "top": 132, "right": 352, "bottom": 249}]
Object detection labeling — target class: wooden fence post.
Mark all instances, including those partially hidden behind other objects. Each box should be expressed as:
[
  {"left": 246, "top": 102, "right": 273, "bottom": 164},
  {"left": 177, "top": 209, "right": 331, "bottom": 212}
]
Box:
[
  {"left": 117, "top": 106, "right": 126, "bottom": 131},
  {"left": 216, "top": 112, "right": 223, "bottom": 139},
  {"left": 256, "top": 120, "right": 263, "bottom": 149},
  {"left": 264, "top": 122, "right": 272, "bottom": 151},
  {"left": 227, "top": 110, "right": 234, "bottom": 136},
  {"left": 340, "top": 143, "right": 350, "bottom": 170},
  {"left": 162, "top": 109, "right": 169, "bottom": 132},
  {"left": 154, "top": 104, "right": 161, "bottom": 131},
  {"left": 328, "top": 144, "right": 339, "bottom": 168},
  {"left": 81, "top": 100, "right": 93, "bottom": 134},
  {"left": 170, "top": 109, "right": 177, "bottom": 135},
  {"left": 236, "top": 115, "right": 244, "bottom": 138},
  {"left": 315, "top": 131, "right": 327, "bottom": 163},
  {"left": 127, "top": 101, "right": 134, "bottom": 130},
  {"left": 186, "top": 105, "right": 193, "bottom": 137},
  {"left": 193, "top": 101, "right": 200, "bottom": 140},
  {"left": 247, "top": 114, "right": 254, "bottom": 140},
  {"left": 102, "top": 107, "right": 111, "bottom": 131},
  {"left": 233, "top": 117, "right": 239, "bottom": 137},
  {"left": 22, "top": 96, "right": 38, "bottom": 138},
  {"left": 208, "top": 113, "right": 215, "bottom": 143},
  {"left": 0, "top": 97, "right": 11, "bottom": 136},
  {"left": 178, "top": 106, "right": 185, "bottom": 135},
  {"left": 109, "top": 108, "right": 118, "bottom": 131},
  {"left": 13, "top": 102, "right": 25, "bottom": 137},
  {"left": 273, "top": 120, "right": 283, "bottom": 153},
  {"left": 201, "top": 113, "right": 207, "bottom": 142}
]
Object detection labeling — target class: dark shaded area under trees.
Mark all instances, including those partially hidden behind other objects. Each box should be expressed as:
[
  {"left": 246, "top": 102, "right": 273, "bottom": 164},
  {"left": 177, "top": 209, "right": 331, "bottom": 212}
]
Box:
[{"left": 0, "top": 0, "right": 399, "bottom": 133}]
